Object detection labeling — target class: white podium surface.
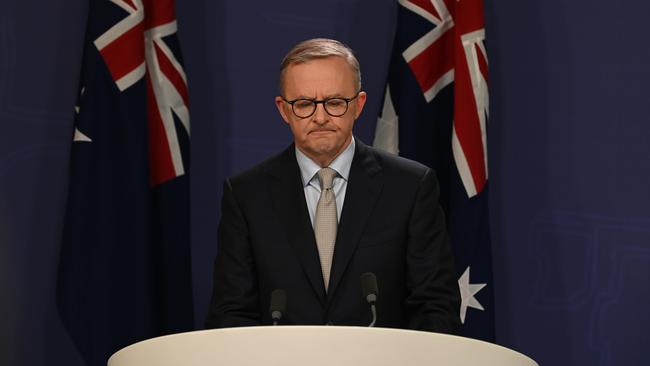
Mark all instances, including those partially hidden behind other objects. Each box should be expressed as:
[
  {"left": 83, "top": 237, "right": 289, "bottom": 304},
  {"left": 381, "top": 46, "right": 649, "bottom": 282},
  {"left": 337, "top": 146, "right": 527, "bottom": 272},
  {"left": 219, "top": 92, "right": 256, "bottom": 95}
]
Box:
[{"left": 108, "top": 326, "right": 537, "bottom": 366}]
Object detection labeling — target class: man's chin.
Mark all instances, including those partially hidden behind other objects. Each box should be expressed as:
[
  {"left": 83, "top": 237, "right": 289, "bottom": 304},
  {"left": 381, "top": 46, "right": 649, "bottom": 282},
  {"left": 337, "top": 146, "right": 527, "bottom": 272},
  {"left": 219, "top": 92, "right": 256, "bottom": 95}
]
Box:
[
  {"left": 305, "top": 137, "right": 335, "bottom": 150},
  {"left": 300, "top": 142, "right": 338, "bottom": 161}
]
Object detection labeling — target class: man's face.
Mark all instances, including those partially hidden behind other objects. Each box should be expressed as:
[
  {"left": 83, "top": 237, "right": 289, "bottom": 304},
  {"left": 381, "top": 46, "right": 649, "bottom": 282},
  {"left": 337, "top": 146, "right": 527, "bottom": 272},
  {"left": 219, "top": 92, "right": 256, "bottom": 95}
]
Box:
[{"left": 275, "top": 57, "right": 367, "bottom": 166}]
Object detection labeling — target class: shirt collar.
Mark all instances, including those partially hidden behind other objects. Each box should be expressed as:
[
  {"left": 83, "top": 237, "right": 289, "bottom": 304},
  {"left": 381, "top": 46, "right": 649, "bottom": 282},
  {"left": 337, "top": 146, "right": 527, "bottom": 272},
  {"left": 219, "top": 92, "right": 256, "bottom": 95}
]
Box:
[{"left": 295, "top": 137, "right": 356, "bottom": 187}]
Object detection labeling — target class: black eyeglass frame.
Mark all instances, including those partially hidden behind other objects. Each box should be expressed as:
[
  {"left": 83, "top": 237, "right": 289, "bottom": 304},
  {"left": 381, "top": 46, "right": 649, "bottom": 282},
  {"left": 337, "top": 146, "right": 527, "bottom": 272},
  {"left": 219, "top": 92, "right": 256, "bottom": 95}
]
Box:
[{"left": 281, "top": 92, "right": 361, "bottom": 118}]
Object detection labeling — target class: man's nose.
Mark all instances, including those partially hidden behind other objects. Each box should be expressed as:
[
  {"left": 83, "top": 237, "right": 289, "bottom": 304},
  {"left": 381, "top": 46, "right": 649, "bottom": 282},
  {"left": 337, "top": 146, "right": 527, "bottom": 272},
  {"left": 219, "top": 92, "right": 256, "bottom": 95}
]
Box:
[{"left": 312, "top": 103, "right": 329, "bottom": 124}]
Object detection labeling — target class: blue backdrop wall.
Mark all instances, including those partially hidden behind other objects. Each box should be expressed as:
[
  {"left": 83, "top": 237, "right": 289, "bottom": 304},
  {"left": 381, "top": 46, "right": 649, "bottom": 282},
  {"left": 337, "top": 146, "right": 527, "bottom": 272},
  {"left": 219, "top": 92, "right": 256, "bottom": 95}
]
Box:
[{"left": 1, "top": 0, "right": 649, "bottom": 365}]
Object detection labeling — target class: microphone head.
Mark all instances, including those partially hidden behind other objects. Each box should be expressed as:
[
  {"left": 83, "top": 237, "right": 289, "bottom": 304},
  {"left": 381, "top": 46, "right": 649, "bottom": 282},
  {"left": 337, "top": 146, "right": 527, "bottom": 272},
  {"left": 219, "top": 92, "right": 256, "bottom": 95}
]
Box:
[
  {"left": 269, "top": 289, "right": 287, "bottom": 321},
  {"left": 360, "top": 272, "right": 378, "bottom": 304}
]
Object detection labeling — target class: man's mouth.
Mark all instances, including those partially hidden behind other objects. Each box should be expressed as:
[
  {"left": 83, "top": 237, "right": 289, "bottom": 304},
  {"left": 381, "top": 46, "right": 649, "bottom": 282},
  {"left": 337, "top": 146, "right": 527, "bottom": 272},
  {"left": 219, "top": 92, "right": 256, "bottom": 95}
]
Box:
[{"left": 310, "top": 129, "right": 335, "bottom": 134}]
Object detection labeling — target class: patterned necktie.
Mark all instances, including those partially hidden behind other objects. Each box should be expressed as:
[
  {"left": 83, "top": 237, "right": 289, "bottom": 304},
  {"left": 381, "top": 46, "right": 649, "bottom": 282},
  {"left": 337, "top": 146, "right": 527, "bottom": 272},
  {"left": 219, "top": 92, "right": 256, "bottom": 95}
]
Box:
[{"left": 314, "top": 167, "right": 338, "bottom": 291}]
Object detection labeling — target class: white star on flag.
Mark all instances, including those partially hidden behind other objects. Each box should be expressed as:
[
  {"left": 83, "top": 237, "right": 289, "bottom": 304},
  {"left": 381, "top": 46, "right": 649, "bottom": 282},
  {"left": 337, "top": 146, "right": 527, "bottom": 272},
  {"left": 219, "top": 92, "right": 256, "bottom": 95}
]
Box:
[
  {"left": 458, "top": 266, "right": 486, "bottom": 324},
  {"left": 73, "top": 86, "right": 92, "bottom": 143},
  {"left": 373, "top": 85, "right": 399, "bottom": 155},
  {"left": 73, "top": 128, "right": 92, "bottom": 142}
]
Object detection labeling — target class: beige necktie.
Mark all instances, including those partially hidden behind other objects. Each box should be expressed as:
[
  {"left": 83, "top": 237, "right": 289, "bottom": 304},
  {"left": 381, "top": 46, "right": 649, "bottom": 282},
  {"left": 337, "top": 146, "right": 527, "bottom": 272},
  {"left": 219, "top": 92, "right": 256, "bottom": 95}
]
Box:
[{"left": 314, "top": 167, "right": 338, "bottom": 291}]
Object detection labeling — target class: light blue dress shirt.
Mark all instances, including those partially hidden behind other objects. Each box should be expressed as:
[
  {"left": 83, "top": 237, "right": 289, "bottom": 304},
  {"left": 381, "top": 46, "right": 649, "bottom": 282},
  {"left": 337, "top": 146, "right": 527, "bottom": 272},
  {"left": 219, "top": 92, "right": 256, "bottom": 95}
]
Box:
[{"left": 295, "top": 137, "right": 355, "bottom": 227}]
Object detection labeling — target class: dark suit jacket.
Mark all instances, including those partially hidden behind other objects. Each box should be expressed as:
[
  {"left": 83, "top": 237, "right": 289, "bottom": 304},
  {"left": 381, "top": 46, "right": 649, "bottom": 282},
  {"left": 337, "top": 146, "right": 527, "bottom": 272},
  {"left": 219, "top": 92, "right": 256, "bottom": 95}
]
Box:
[{"left": 205, "top": 140, "right": 461, "bottom": 333}]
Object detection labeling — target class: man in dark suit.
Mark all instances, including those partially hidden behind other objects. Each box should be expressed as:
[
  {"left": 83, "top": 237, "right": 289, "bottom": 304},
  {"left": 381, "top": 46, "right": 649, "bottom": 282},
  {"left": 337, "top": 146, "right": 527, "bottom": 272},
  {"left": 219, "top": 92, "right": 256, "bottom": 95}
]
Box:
[{"left": 205, "top": 39, "right": 460, "bottom": 333}]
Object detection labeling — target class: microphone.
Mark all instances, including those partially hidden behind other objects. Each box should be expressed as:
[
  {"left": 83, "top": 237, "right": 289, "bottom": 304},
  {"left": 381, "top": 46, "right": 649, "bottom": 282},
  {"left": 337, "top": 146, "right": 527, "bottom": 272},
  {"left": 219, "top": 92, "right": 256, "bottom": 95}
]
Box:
[
  {"left": 269, "top": 289, "right": 286, "bottom": 326},
  {"left": 360, "top": 272, "right": 378, "bottom": 327}
]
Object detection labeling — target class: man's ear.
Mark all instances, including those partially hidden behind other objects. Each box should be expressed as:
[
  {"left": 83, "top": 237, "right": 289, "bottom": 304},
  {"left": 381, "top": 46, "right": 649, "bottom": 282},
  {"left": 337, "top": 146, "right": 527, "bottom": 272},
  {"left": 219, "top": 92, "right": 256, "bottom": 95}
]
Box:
[
  {"left": 275, "top": 96, "right": 291, "bottom": 124},
  {"left": 353, "top": 91, "right": 368, "bottom": 119}
]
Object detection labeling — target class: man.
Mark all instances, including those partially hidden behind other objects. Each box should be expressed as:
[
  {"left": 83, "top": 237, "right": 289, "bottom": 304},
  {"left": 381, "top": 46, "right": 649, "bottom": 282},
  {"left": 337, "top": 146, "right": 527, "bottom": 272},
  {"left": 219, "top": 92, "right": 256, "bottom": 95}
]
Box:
[{"left": 205, "top": 38, "right": 460, "bottom": 333}]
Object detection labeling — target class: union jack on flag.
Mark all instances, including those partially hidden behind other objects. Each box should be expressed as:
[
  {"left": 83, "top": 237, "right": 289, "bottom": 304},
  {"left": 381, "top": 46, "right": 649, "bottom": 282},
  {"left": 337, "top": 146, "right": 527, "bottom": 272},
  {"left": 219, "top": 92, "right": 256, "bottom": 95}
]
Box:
[
  {"left": 57, "top": 0, "right": 193, "bottom": 365},
  {"left": 86, "top": 0, "right": 190, "bottom": 184},
  {"left": 374, "top": 0, "right": 494, "bottom": 341}
]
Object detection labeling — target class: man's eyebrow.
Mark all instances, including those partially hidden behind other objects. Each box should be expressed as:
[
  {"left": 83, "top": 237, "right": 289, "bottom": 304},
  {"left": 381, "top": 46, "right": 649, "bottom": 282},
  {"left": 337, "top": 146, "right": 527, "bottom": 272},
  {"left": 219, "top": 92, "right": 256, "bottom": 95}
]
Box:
[
  {"left": 288, "top": 93, "right": 346, "bottom": 100},
  {"left": 323, "top": 93, "right": 345, "bottom": 98},
  {"left": 315, "top": 94, "right": 347, "bottom": 100},
  {"left": 289, "top": 94, "right": 315, "bottom": 100}
]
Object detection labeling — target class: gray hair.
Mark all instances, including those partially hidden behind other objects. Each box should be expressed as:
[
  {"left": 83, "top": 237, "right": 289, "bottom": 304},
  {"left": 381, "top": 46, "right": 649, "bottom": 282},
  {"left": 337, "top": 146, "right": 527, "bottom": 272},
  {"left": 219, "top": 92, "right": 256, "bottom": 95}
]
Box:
[{"left": 279, "top": 38, "right": 362, "bottom": 94}]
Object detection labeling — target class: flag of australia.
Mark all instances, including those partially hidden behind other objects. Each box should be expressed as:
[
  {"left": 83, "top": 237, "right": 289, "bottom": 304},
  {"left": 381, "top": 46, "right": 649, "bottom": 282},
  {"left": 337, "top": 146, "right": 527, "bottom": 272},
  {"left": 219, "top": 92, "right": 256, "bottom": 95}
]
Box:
[
  {"left": 374, "top": 0, "right": 494, "bottom": 341},
  {"left": 57, "top": 1, "right": 193, "bottom": 364}
]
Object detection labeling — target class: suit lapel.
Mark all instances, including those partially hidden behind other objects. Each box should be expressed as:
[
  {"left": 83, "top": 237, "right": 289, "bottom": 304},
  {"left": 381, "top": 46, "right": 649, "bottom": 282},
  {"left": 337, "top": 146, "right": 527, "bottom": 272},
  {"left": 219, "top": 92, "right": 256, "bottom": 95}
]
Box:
[
  {"left": 326, "top": 141, "right": 383, "bottom": 304},
  {"left": 267, "top": 146, "right": 326, "bottom": 304}
]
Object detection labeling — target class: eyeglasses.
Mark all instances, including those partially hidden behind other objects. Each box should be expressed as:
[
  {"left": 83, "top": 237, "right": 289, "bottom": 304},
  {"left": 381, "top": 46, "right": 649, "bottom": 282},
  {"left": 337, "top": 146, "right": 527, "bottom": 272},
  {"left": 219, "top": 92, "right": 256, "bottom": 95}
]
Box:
[{"left": 282, "top": 93, "right": 360, "bottom": 118}]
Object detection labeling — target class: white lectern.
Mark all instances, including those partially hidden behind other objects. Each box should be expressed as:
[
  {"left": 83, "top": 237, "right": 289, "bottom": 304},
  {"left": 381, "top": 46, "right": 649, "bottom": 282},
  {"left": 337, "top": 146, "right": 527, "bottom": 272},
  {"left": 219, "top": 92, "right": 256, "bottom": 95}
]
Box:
[{"left": 108, "top": 326, "right": 537, "bottom": 366}]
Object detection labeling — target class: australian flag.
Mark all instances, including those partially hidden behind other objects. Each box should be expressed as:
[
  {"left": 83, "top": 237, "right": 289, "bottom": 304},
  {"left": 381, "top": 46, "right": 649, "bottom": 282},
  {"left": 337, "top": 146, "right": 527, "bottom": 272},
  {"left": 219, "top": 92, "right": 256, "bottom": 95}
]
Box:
[
  {"left": 374, "top": 0, "right": 494, "bottom": 341},
  {"left": 57, "top": 1, "right": 193, "bottom": 364}
]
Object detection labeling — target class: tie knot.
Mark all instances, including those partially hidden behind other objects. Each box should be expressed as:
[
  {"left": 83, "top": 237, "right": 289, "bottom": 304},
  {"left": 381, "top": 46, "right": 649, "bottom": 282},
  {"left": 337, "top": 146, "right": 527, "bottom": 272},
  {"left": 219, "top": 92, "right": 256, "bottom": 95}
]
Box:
[{"left": 317, "top": 167, "right": 337, "bottom": 190}]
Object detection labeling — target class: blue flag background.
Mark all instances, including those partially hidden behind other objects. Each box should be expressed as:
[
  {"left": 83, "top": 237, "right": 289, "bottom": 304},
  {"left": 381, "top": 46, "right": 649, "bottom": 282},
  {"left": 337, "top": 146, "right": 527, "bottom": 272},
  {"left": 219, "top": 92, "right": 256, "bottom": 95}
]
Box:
[
  {"left": 375, "top": 2, "right": 494, "bottom": 341},
  {"left": 56, "top": 1, "right": 193, "bottom": 365},
  {"left": 3, "top": 1, "right": 650, "bottom": 365}
]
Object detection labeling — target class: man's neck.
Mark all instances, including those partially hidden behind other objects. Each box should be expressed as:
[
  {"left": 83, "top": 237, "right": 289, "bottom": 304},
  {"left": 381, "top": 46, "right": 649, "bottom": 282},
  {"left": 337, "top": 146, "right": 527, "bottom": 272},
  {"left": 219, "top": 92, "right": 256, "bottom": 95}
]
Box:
[{"left": 295, "top": 137, "right": 356, "bottom": 188}]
